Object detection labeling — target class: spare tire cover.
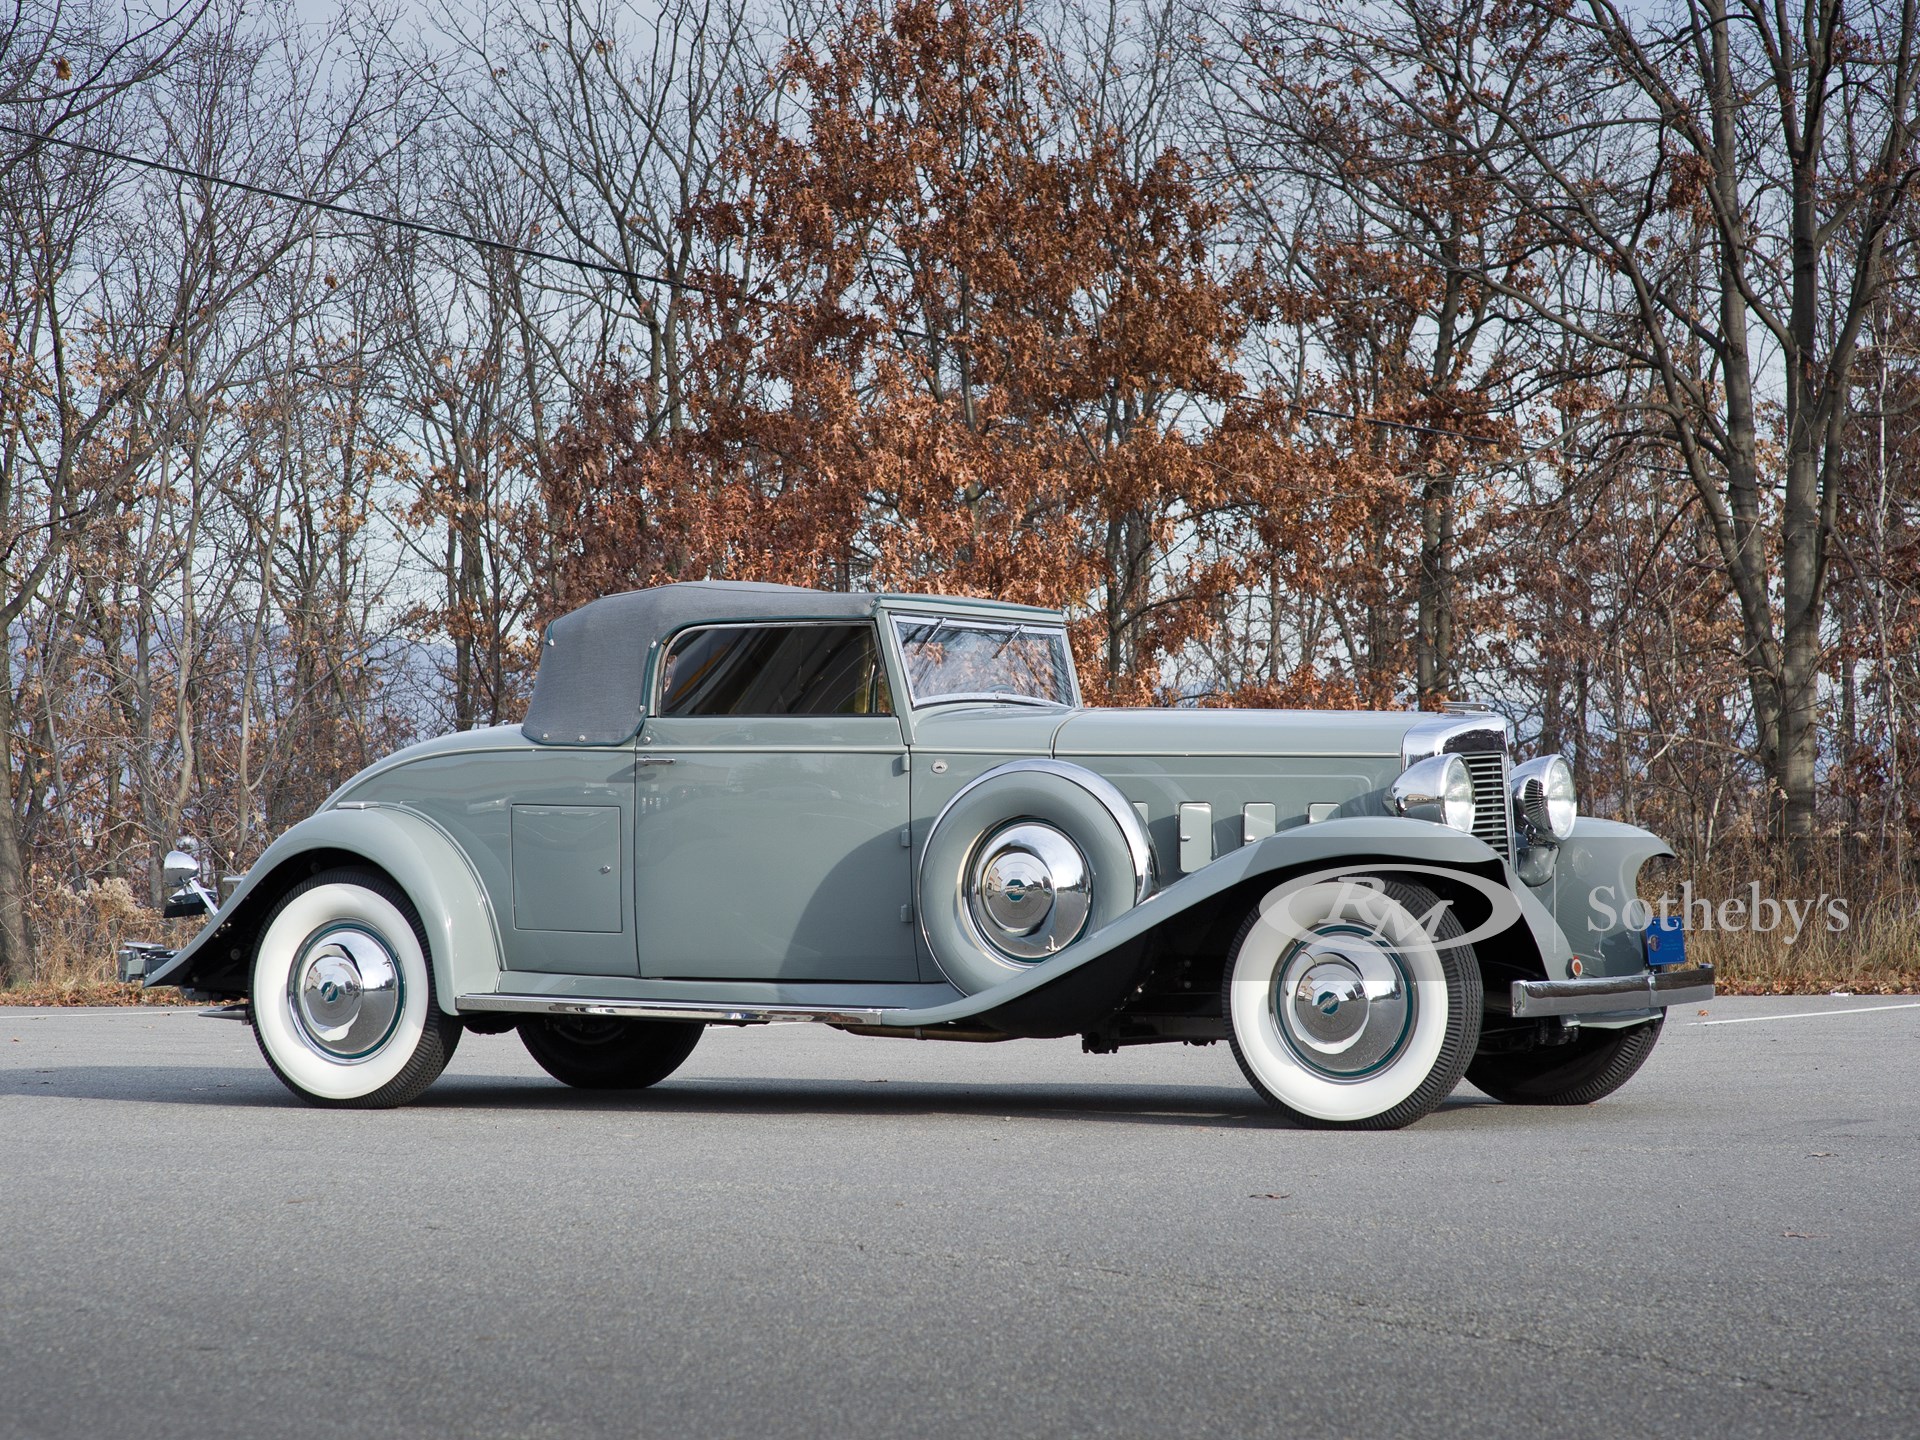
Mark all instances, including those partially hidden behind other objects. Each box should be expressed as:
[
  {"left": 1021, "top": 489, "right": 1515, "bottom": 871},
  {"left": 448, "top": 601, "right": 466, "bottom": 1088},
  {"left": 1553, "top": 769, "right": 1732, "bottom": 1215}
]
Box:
[{"left": 919, "top": 759, "right": 1153, "bottom": 995}]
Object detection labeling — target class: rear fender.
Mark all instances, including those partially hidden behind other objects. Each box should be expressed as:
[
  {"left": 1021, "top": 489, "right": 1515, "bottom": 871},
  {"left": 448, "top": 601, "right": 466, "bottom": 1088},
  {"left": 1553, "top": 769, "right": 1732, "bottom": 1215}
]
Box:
[{"left": 146, "top": 805, "right": 503, "bottom": 1014}]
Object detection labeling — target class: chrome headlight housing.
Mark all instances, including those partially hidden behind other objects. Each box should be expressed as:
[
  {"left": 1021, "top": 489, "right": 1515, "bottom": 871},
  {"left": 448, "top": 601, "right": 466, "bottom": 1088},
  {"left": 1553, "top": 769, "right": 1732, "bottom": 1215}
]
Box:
[
  {"left": 1390, "top": 753, "right": 1476, "bottom": 833},
  {"left": 1511, "top": 755, "right": 1577, "bottom": 842}
]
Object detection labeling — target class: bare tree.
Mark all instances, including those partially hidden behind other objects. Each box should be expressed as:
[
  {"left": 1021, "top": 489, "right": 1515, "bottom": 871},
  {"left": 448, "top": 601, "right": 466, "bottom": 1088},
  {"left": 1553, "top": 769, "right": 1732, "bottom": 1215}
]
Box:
[
  {"left": 0, "top": 0, "right": 208, "bottom": 981},
  {"left": 433, "top": 0, "right": 760, "bottom": 439},
  {"left": 385, "top": 133, "right": 550, "bottom": 730},
  {"left": 0, "top": 0, "right": 431, "bottom": 978},
  {"left": 1220, "top": 0, "right": 1920, "bottom": 859}
]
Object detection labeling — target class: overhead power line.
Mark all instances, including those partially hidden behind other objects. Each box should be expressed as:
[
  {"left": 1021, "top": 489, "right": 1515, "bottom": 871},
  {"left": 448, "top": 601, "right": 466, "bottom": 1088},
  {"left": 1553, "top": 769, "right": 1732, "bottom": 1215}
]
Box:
[
  {"left": 4, "top": 122, "right": 1514, "bottom": 450},
  {"left": 0, "top": 122, "right": 696, "bottom": 294}
]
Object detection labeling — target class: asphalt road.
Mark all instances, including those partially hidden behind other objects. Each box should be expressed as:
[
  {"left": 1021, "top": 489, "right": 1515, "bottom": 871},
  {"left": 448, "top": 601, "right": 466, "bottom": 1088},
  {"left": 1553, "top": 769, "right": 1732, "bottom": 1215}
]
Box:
[{"left": 2, "top": 995, "right": 1917, "bottom": 1440}]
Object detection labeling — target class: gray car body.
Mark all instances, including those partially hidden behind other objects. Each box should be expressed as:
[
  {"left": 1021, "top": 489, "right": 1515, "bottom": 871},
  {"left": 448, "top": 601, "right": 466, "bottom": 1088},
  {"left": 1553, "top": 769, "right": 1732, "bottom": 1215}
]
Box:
[{"left": 151, "top": 583, "right": 1673, "bottom": 1039}]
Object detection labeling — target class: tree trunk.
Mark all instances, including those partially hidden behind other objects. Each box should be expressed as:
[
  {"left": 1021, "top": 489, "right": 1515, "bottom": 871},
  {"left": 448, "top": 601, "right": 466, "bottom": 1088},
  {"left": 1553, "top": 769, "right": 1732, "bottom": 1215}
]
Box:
[
  {"left": 0, "top": 646, "right": 31, "bottom": 987},
  {"left": 1416, "top": 475, "right": 1456, "bottom": 706}
]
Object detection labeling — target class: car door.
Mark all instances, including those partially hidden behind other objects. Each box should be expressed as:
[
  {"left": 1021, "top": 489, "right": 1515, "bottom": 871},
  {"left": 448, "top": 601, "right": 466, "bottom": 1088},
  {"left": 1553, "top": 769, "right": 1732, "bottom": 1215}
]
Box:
[{"left": 632, "top": 621, "right": 917, "bottom": 982}]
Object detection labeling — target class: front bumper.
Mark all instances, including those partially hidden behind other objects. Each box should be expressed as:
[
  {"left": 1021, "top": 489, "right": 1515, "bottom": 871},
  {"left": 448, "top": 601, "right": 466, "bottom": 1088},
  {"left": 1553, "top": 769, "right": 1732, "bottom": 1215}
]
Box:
[{"left": 1507, "top": 964, "right": 1715, "bottom": 1019}]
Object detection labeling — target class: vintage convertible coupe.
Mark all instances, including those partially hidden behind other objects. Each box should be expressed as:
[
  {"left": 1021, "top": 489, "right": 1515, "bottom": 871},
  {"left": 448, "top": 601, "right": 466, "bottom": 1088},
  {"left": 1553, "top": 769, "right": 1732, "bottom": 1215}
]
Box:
[{"left": 147, "top": 581, "right": 1713, "bottom": 1127}]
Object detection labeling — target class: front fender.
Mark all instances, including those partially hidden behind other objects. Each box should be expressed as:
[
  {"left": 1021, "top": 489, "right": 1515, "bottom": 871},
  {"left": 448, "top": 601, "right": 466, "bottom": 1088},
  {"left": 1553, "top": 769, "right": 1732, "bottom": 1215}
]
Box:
[
  {"left": 893, "top": 817, "right": 1570, "bottom": 1034},
  {"left": 1544, "top": 818, "right": 1675, "bottom": 978},
  {"left": 146, "top": 804, "right": 504, "bottom": 1013}
]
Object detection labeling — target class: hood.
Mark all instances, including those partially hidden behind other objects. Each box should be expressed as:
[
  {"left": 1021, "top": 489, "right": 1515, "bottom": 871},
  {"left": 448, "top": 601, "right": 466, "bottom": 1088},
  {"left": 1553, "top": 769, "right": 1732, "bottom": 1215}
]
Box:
[{"left": 1050, "top": 707, "right": 1418, "bottom": 760}]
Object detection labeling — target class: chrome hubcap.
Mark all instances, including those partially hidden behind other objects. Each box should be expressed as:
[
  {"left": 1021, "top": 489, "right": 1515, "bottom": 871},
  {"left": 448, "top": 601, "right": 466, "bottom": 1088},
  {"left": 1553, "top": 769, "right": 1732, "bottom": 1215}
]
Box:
[
  {"left": 289, "top": 925, "right": 403, "bottom": 1062},
  {"left": 1271, "top": 925, "right": 1415, "bottom": 1080},
  {"left": 967, "top": 822, "right": 1091, "bottom": 960}
]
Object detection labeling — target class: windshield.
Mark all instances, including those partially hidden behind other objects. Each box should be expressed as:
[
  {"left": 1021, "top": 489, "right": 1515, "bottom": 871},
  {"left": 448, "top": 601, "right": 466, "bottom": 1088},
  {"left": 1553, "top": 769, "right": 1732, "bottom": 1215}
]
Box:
[{"left": 891, "top": 616, "right": 1076, "bottom": 707}]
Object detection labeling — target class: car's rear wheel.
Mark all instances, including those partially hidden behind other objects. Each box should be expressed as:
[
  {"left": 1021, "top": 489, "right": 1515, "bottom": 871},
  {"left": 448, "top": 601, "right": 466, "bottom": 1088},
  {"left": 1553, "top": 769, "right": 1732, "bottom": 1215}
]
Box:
[
  {"left": 517, "top": 1016, "right": 704, "bottom": 1090},
  {"left": 1467, "top": 1016, "right": 1664, "bottom": 1105},
  {"left": 251, "top": 867, "right": 462, "bottom": 1108},
  {"left": 1222, "top": 877, "right": 1481, "bottom": 1129}
]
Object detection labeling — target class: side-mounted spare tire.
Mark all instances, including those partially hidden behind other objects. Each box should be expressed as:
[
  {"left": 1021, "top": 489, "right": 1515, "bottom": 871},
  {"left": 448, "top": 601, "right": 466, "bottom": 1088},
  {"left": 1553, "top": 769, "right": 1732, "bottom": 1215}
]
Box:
[{"left": 918, "top": 759, "right": 1154, "bottom": 995}]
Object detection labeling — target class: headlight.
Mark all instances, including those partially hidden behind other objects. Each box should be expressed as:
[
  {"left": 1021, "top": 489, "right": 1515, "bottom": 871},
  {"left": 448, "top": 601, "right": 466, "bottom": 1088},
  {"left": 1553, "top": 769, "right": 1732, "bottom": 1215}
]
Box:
[
  {"left": 1511, "top": 755, "right": 1577, "bottom": 842},
  {"left": 1390, "top": 754, "right": 1476, "bottom": 833}
]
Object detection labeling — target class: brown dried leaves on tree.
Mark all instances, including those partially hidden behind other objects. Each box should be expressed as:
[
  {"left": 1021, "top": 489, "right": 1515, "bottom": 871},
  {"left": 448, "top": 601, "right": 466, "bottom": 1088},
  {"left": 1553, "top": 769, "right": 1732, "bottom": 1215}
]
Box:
[{"left": 540, "top": 0, "right": 1305, "bottom": 702}]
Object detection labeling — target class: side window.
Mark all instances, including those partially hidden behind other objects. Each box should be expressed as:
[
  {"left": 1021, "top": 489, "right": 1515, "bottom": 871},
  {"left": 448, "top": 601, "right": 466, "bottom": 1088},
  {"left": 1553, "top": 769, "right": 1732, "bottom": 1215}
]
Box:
[{"left": 658, "top": 624, "right": 893, "bottom": 717}]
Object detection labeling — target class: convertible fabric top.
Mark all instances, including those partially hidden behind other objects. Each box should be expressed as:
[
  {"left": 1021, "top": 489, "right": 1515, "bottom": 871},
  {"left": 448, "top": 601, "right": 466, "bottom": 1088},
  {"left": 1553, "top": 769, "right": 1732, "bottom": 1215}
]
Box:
[{"left": 520, "top": 581, "right": 879, "bottom": 745}]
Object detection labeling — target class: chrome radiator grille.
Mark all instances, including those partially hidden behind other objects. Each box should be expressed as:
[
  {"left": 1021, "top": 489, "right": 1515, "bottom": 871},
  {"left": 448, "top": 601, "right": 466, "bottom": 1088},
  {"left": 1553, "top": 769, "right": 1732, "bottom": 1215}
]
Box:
[{"left": 1459, "top": 750, "right": 1512, "bottom": 861}]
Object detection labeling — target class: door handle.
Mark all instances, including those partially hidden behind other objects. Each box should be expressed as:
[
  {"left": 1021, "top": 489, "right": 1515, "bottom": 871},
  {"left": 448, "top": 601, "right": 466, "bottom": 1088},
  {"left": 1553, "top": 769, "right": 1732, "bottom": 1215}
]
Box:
[{"left": 637, "top": 756, "right": 677, "bottom": 766}]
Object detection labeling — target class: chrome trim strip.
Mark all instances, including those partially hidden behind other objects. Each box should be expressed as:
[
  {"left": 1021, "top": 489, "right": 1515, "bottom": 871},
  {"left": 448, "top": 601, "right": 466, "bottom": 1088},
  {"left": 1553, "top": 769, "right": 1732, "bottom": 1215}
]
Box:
[
  {"left": 1056, "top": 749, "right": 1400, "bottom": 760},
  {"left": 457, "top": 993, "right": 899, "bottom": 1026},
  {"left": 1507, "top": 964, "right": 1716, "bottom": 1018},
  {"left": 632, "top": 745, "right": 908, "bottom": 754}
]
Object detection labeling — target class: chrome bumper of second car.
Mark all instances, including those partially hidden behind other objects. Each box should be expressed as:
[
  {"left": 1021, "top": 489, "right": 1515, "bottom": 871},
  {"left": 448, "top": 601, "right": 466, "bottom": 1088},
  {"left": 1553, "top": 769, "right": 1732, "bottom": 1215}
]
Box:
[
  {"left": 1507, "top": 964, "right": 1715, "bottom": 1019},
  {"left": 118, "top": 941, "right": 175, "bottom": 983}
]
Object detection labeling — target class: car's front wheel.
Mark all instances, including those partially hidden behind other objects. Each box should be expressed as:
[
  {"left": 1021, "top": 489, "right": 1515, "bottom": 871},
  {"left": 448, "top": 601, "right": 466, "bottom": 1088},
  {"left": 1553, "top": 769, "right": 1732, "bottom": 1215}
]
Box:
[
  {"left": 1467, "top": 1016, "right": 1664, "bottom": 1105},
  {"left": 1222, "top": 878, "right": 1481, "bottom": 1129},
  {"left": 517, "top": 1017, "right": 703, "bottom": 1090},
  {"left": 251, "top": 867, "right": 462, "bottom": 1108}
]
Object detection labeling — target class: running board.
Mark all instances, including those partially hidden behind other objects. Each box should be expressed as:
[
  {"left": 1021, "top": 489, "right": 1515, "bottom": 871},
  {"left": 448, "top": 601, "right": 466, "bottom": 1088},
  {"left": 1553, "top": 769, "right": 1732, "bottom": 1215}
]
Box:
[{"left": 456, "top": 993, "right": 901, "bottom": 1027}]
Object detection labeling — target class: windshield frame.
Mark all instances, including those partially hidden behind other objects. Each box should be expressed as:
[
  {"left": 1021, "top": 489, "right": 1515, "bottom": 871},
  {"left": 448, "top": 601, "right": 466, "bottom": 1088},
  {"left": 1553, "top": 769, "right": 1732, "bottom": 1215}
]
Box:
[{"left": 887, "top": 612, "right": 1080, "bottom": 710}]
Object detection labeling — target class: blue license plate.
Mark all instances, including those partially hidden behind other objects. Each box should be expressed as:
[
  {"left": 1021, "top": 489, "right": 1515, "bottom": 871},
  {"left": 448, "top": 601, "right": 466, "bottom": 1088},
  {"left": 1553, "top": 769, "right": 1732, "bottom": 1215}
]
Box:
[{"left": 1644, "top": 915, "right": 1687, "bottom": 967}]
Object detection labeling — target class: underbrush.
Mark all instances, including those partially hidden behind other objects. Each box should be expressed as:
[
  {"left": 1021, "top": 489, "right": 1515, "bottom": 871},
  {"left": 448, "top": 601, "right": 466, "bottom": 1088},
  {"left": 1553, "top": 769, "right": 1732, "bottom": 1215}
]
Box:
[
  {"left": 1646, "top": 846, "right": 1919, "bottom": 995},
  {"left": 0, "top": 876, "right": 199, "bottom": 1006},
  {"left": 1692, "top": 901, "right": 1920, "bottom": 994}
]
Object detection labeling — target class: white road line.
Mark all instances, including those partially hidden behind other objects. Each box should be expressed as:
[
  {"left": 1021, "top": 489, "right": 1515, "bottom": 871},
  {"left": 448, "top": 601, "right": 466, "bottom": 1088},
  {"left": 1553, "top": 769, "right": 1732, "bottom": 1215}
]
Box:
[{"left": 1694, "top": 1001, "right": 1920, "bottom": 1026}]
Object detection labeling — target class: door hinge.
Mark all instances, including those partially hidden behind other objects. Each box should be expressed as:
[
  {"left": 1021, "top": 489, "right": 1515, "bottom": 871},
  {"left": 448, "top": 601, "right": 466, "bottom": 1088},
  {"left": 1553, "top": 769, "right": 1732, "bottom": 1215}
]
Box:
[{"left": 900, "top": 904, "right": 914, "bottom": 923}]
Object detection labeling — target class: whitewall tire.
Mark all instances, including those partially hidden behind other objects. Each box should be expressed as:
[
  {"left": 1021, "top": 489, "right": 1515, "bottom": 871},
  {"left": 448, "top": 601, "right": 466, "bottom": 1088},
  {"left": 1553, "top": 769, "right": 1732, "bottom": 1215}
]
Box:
[
  {"left": 251, "top": 867, "right": 462, "bottom": 1108},
  {"left": 1222, "top": 878, "right": 1481, "bottom": 1130}
]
